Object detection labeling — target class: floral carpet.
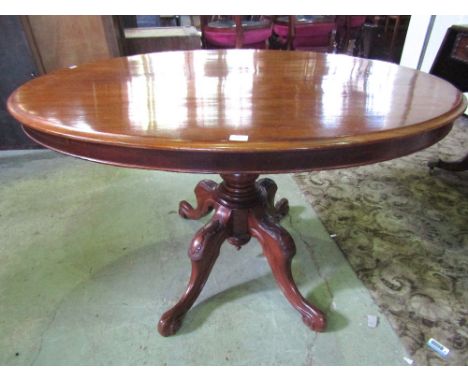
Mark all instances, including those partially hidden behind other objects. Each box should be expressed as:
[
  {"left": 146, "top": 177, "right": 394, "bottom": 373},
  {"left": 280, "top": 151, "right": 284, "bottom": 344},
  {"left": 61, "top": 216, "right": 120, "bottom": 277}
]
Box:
[{"left": 293, "top": 117, "right": 468, "bottom": 365}]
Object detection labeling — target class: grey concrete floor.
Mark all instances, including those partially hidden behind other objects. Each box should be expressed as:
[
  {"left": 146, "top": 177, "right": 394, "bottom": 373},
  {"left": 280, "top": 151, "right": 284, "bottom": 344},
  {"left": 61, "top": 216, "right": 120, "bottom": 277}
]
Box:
[{"left": 0, "top": 150, "right": 410, "bottom": 365}]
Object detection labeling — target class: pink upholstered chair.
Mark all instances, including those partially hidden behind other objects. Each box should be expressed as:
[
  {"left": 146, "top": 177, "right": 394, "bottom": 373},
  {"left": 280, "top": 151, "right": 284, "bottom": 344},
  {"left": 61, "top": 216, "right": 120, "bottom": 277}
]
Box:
[
  {"left": 201, "top": 16, "right": 272, "bottom": 49},
  {"left": 272, "top": 16, "right": 337, "bottom": 52}
]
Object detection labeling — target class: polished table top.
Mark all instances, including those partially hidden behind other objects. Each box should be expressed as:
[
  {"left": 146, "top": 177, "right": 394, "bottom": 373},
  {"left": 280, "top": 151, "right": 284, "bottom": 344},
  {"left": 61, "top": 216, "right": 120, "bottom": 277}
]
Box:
[{"left": 8, "top": 50, "right": 467, "bottom": 173}]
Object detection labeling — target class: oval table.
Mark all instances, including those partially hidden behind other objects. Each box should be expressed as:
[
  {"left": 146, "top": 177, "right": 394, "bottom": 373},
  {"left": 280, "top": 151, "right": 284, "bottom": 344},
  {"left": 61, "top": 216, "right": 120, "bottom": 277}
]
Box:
[{"left": 7, "top": 50, "right": 466, "bottom": 337}]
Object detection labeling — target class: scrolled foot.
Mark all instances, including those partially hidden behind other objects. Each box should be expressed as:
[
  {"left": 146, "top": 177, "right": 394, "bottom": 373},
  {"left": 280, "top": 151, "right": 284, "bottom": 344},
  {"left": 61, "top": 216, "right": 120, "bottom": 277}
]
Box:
[
  {"left": 428, "top": 155, "right": 468, "bottom": 172},
  {"left": 302, "top": 311, "right": 326, "bottom": 332},
  {"left": 428, "top": 160, "right": 438, "bottom": 170},
  {"left": 157, "top": 208, "right": 229, "bottom": 337},
  {"left": 274, "top": 198, "right": 289, "bottom": 221},
  {"left": 249, "top": 209, "right": 326, "bottom": 333},
  {"left": 179, "top": 179, "right": 218, "bottom": 220},
  {"left": 158, "top": 311, "right": 184, "bottom": 337},
  {"left": 257, "top": 178, "right": 289, "bottom": 221},
  {"left": 179, "top": 201, "right": 199, "bottom": 219}
]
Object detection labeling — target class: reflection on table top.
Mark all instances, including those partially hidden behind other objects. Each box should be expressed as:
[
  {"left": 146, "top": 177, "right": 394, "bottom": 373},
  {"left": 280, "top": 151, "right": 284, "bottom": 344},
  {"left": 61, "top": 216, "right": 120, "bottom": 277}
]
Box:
[{"left": 8, "top": 50, "right": 466, "bottom": 152}]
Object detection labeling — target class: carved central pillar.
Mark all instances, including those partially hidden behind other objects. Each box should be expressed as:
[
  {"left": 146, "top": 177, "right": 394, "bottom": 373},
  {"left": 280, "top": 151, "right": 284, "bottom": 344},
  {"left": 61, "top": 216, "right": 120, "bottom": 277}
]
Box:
[{"left": 157, "top": 174, "right": 326, "bottom": 336}]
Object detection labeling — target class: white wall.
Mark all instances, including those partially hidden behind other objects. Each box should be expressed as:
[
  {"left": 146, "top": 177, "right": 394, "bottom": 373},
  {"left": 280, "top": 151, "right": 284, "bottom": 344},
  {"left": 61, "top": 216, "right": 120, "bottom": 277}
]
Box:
[
  {"left": 420, "top": 15, "right": 468, "bottom": 72},
  {"left": 399, "top": 16, "right": 433, "bottom": 69},
  {"left": 400, "top": 15, "right": 468, "bottom": 72}
]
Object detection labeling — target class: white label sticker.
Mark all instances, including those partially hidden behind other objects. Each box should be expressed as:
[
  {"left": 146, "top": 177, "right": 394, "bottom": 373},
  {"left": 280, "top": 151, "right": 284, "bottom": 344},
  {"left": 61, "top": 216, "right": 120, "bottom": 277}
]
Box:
[
  {"left": 229, "top": 135, "right": 249, "bottom": 142},
  {"left": 427, "top": 338, "right": 450, "bottom": 358},
  {"left": 367, "top": 315, "right": 379, "bottom": 328}
]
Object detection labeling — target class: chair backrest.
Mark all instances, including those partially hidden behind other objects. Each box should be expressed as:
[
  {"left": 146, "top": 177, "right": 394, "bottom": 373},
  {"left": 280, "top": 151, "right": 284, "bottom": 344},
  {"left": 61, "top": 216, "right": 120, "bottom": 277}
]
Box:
[
  {"left": 273, "top": 16, "right": 337, "bottom": 52},
  {"left": 294, "top": 22, "right": 336, "bottom": 50},
  {"left": 201, "top": 16, "right": 272, "bottom": 49}
]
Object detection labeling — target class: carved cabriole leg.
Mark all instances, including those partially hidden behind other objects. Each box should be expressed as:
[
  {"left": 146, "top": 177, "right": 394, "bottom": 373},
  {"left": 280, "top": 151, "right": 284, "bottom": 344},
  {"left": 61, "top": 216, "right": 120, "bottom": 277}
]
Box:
[
  {"left": 256, "top": 178, "right": 289, "bottom": 221},
  {"left": 158, "top": 173, "right": 326, "bottom": 336},
  {"left": 248, "top": 208, "right": 326, "bottom": 332},
  {"left": 179, "top": 179, "right": 218, "bottom": 220},
  {"left": 157, "top": 206, "right": 230, "bottom": 336}
]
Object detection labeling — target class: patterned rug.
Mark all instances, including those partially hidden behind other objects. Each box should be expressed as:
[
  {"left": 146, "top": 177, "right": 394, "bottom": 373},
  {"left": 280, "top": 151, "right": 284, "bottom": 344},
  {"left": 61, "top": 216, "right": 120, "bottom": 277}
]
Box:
[{"left": 293, "top": 117, "right": 468, "bottom": 366}]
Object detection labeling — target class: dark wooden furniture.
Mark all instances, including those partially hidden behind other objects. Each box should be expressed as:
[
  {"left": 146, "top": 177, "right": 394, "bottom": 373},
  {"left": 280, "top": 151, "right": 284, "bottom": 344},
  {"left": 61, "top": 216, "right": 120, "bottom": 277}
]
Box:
[
  {"left": 26, "top": 16, "right": 120, "bottom": 73},
  {"left": 122, "top": 26, "right": 202, "bottom": 54},
  {"left": 115, "top": 15, "right": 201, "bottom": 55},
  {"left": 0, "top": 16, "right": 40, "bottom": 149},
  {"left": 430, "top": 25, "right": 468, "bottom": 91},
  {"left": 384, "top": 16, "right": 402, "bottom": 58},
  {"left": 7, "top": 50, "right": 466, "bottom": 336},
  {"left": 335, "top": 16, "right": 366, "bottom": 54},
  {"left": 429, "top": 25, "right": 468, "bottom": 172}
]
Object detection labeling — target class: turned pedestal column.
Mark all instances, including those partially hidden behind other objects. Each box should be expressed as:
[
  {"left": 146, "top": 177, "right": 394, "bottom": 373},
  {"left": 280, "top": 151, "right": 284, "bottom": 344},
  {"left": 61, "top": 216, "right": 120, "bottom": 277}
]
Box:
[{"left": 157, "top": 174, "right": 326, "bottom": 336}]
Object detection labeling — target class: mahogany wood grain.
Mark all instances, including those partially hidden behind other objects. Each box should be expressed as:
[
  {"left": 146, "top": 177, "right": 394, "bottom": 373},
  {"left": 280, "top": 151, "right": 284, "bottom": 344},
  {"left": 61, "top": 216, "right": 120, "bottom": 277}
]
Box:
[{"left": 8, "top": 50, "right": 466, "bottom": 173}]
